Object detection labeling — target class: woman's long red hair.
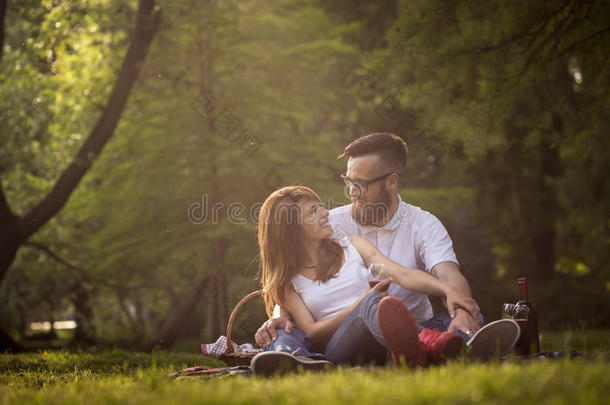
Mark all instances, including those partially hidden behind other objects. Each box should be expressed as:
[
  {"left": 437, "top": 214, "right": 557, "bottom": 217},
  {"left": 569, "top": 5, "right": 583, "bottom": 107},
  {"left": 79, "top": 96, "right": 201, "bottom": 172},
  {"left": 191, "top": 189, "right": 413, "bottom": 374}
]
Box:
[{"left": 258, "top": 186, "right": 344, "bottom": 317}]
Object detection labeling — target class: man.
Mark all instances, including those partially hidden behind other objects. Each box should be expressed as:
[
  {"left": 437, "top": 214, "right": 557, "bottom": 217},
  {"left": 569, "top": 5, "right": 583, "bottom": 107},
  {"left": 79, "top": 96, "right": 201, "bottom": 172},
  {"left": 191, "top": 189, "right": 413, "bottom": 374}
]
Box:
[
  {"left": 252, "top": 133, "right": 518, "bottom": 372},
  {"left": 332, "top": 132, "right": 481, "bottom": 338}
]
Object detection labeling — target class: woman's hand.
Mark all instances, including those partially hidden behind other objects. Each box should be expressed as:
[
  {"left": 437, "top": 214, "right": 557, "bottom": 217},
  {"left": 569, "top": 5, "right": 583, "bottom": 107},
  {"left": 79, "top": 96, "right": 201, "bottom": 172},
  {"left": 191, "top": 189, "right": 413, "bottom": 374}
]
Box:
[
  {"left": 351, "top": 278, "right": 391, "bottom": 311},
  {"left": 365, "top": 278, "right": 391, "bottom": 297},
  {"left": 445, "top": 288, "right": 480, "bottom": 319},
  {"left": 356, "top": 278, "right": 391, "bottom": 303}
]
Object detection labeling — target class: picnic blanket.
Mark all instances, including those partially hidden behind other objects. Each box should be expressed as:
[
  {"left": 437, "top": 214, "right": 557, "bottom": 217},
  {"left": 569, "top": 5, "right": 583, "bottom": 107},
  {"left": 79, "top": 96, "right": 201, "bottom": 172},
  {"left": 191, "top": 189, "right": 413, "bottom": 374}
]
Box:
[
  {"left": 201, "top": 335, "right": 263, "bottom": 358},
  {"left": 169, "top": 365, "right": 252, "bottom": 380}
]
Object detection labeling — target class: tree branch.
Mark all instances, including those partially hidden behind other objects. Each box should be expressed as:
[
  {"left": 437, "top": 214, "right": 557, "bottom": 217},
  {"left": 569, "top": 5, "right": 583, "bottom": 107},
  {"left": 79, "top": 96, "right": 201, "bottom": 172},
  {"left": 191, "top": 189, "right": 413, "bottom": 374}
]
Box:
[
  {"left": 447, "top": 0, "right": 573, "bottom": 59},
  {"left": 516, "top": 0, "right": 589, "bottom": 81},
  {"left": 20, "top": 0, "right": 161, "bottom": 238},
  {"left": 557, "top": 25, "right": 610, "bottom": 57},
  {"left": 25, "top": 241, "right": 87, "bottom": 277},
  {"left": 24, "top": 241, "right": 144, "bottom": 290},
  {"left": 462, "top": 30, "right": 541, "bottom": 57}
]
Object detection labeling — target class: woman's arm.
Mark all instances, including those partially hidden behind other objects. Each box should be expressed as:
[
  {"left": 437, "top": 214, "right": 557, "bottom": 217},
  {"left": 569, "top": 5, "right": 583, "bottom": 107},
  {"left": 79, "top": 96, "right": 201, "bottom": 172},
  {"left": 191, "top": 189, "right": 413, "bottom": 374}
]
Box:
[
  {"left": 349, "top": 235, "right": 479, "bottom": 319},
  {"left": 283, "top": 280, "right": 391, "bottom": 350}
]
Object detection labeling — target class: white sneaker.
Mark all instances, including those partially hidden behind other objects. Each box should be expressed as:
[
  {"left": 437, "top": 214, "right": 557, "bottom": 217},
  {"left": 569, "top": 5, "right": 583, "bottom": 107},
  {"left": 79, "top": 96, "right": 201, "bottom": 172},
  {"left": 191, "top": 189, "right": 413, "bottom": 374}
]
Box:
[
  {"left": 251, "top": 351, "right": 334, "bottom": 377},
  {"left": 467, "top": 319, "right": 521, "bottom": 361}
]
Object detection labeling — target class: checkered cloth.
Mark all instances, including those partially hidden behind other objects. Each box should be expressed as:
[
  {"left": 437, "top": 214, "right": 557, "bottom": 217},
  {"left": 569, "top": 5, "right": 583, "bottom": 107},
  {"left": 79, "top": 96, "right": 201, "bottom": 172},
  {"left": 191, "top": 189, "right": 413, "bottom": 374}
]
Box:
[{"left": 201, "top": 335, "right": 263, "bottom": 358}]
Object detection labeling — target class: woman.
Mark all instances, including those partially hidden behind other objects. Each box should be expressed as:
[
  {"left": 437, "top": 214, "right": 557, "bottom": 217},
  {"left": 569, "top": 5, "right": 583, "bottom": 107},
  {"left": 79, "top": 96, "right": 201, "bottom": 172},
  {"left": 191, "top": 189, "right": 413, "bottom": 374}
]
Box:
[{"left": 257, "top": 186, "right": 480, "bottom": 367}]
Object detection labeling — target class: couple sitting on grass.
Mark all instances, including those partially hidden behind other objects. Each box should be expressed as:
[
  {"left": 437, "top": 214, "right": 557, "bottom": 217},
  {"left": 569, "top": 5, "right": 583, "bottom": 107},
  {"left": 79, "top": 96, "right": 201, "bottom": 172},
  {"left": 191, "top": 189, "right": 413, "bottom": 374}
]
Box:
[{"left": 251, "top": 133, "right": 520, "bottom": 376}]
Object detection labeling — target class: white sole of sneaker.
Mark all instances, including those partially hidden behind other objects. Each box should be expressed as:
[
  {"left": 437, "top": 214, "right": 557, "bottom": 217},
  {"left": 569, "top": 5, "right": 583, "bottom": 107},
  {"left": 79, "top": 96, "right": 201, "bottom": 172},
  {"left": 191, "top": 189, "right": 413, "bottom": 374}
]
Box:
[
  {"left": 467, "top": 319, "right": 521, "bottom": 361},
  {"left": 251, "top": 351, "right": 333, "bottom": 377}
]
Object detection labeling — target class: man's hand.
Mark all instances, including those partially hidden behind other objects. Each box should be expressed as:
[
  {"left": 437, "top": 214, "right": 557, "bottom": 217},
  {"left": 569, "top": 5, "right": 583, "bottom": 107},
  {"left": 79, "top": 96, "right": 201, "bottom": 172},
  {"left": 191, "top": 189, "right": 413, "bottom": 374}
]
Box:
[
  {"left": 447, "top": 308, "right": 481, "bottom": 338},
  {"left": 432, "top": 261, "right": 480, "bottom": 337},
  {"left": 254, "top": 316, "right": 295, "bottom": 348},
  {"left": 445, "top": 289, "right": 480, "bottom": 319}
]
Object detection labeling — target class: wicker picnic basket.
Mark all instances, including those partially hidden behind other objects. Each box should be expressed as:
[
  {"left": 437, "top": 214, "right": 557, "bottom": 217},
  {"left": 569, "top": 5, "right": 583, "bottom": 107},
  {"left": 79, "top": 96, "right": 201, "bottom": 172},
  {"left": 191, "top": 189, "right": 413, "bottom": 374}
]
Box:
[{"left": 218, "top": 289, "right": 264, "bottom": 367}]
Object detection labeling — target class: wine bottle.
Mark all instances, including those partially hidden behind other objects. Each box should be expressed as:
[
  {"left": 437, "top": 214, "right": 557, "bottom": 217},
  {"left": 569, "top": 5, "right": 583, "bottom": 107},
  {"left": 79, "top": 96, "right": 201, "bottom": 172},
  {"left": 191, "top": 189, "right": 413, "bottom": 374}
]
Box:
[{"left": 513, "top": 277, "right": 540, "bottom": 355}]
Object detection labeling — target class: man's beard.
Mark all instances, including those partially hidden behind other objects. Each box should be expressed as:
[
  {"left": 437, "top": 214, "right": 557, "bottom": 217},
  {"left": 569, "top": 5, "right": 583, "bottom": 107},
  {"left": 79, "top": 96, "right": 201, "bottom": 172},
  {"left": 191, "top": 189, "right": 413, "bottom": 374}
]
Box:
[{"left": 351, "top": 187, "right": 392, "bottom": 226}]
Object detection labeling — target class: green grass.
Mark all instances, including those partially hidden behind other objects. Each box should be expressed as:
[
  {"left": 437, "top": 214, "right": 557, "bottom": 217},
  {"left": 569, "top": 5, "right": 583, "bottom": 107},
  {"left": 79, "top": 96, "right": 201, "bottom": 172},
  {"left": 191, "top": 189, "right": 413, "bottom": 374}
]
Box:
[{"left": 1, "top": 330, "right": 609, "bottom": 405}]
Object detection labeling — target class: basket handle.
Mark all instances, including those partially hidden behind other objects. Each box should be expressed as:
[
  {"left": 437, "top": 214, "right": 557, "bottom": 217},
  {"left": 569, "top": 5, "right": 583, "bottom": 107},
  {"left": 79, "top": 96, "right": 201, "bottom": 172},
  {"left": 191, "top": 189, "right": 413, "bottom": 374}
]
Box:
[{"left": 224, "top": 290, "right": 264, "bottom": 354}]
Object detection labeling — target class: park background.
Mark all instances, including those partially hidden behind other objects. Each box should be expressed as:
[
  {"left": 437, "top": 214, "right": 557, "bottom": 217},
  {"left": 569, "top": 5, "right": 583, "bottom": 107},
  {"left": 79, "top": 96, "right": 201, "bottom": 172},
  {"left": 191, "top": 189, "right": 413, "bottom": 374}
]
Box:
[{"left": 1, "top": 0, "right": 609, "bottom": 353}]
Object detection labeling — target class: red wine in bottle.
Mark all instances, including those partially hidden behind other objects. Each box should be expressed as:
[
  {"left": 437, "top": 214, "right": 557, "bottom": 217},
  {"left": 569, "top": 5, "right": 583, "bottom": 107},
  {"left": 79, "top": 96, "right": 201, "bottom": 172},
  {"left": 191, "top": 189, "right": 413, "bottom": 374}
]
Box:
[{"left": 513, "top": 277, "right": 540, "bottom": 355}]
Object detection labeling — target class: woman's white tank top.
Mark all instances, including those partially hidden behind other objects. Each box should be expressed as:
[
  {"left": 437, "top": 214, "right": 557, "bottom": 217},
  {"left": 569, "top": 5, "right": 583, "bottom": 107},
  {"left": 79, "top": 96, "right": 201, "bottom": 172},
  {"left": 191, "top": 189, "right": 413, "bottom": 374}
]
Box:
[{"left": 291, "top": 237, "right": 373, "bottom": 321}]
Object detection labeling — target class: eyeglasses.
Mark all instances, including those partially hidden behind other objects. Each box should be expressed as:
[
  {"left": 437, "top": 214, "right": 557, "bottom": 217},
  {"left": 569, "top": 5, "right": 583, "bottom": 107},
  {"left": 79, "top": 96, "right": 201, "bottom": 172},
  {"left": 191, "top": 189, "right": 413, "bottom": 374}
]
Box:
[{"left": 340, "top": 172, "right": 400, "bottom": 196}]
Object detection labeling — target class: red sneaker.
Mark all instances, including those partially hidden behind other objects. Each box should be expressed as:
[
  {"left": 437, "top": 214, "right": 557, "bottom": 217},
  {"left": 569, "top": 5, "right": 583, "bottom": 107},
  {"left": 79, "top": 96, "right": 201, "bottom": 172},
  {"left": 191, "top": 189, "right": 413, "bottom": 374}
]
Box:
[
  {"left": 419, "top": 328, "right": 465, "bottom": 364},
  {"left": 377, "top": 296, "right": 425, "bottom": 368}
]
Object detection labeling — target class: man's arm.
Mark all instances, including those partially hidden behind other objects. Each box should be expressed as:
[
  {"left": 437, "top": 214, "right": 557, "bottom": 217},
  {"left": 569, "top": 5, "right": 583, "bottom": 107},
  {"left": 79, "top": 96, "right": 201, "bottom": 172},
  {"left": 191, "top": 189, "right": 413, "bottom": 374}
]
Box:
[
  {"left": 351, "top": 236, "right": 479, "bottom": 318},
  {"left": 431, "top": 261, "right": 481, "bottom": 335},
  {"left": 431, "top": 261, "right": 472, "bottom": 297}
]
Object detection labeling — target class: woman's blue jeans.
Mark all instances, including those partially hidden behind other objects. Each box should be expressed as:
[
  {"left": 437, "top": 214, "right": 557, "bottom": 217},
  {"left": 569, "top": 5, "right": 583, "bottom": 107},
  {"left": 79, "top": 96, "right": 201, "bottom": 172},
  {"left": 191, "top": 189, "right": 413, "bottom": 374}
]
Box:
[{"left": 265, "top": 290, "right": 484, "bottom": 365}]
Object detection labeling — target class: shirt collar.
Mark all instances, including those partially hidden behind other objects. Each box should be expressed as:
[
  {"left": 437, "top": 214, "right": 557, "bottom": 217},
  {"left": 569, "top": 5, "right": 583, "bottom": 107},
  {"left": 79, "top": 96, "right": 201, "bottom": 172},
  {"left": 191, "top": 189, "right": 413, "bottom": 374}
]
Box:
[{"left": 362, "top": 194, "right": 406, "bottom": 233}]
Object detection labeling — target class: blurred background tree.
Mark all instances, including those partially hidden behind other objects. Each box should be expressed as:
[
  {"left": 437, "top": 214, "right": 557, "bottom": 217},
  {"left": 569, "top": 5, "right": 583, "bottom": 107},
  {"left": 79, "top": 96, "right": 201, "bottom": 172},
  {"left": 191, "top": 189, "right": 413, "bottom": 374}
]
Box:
[
  {"left": 364, "top": 0, "right": 610, "bottom": 327},
  {"left": 1, "top": 0, "right": 608, "bottom": 351}
]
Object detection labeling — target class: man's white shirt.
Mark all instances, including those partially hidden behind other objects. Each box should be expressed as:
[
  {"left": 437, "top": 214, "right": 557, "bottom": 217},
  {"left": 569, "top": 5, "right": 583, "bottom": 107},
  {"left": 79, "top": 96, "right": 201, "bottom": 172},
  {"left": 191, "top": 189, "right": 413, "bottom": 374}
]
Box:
[{"left": 329, "top": 194, "right": 459, "bottom": 322}]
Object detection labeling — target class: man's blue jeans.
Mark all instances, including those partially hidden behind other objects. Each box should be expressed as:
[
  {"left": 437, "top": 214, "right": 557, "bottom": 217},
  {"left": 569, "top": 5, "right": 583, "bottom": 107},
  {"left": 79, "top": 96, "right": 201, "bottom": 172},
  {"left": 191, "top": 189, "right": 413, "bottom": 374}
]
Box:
[{"left": 266, "top": 291, "right": 484, "bottom": 365}]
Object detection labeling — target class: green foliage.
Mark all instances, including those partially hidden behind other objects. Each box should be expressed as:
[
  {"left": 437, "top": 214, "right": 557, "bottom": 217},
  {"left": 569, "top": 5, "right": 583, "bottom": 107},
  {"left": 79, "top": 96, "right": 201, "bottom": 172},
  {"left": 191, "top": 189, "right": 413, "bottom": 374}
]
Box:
[
  {"left": 366, "top": 0, "right": 610, "bottom": 321},
  {"left": 2, "top": 0, "right": 609, "bottom": 346},
  {"left": 2, "top": 0, "right": 366, "bottom": 344}
]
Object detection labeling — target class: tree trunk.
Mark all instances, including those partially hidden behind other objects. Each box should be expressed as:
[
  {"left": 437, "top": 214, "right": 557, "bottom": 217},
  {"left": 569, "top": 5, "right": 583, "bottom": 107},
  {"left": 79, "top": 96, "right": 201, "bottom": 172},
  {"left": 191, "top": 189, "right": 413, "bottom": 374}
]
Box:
[
  {"left": 206, "top": 238, "right": 230, "bottom": 341},
  {"left": 531, "top": 117, "right": 561, "bottom": 280},
  {"left": 72, "top": 285, "right": 95, "bottom": 345},
  {"left": 0, "top": 0, "right": 160, "bottom": 350},
  {"left": 0, "top": 203, "right": 22, "bottom": 290},
  {"left": 205, "top": 276, "right": 220, "bottom": 342},
  {"left": 153, "top": 236, "right": 230, "bottom": 349},
  {"left": 0, "top": 0, "right": 160, "bottom": 284},
  {"left": 0, "top": 326, "right": 23, "bottom": 352},
  {"left": 153, "top": 275, "right": 212, "bottom": 349},
  {"left": 217, "top": 271, "right": 228, "bottom": 335},
  {"left": 117, "top": 291, "right": 140, "bottom": 337}
]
